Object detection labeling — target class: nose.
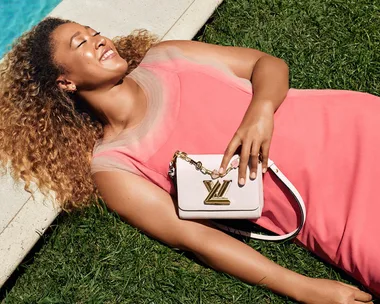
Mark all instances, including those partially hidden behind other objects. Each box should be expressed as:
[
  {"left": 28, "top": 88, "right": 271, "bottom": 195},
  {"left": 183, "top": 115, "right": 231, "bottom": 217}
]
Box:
[{"left": 95, "top": 36, "right": 106, "bottom": 49}]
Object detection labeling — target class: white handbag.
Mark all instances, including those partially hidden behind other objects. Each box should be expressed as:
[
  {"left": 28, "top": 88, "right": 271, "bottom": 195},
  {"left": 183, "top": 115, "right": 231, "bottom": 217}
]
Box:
[{"left": 169, "top": 151, "right": 306, "bottom": 241}]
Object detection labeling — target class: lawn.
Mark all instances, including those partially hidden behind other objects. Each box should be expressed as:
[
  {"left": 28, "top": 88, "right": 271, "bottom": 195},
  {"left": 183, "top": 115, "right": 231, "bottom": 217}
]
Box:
[{"left": 2, "top": 0, "right": 379, "bottom": 303}]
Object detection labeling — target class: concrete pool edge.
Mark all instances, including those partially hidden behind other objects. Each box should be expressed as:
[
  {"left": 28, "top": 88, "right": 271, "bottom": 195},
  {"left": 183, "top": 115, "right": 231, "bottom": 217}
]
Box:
[{"left": 0, "top": 0, "right": 223, "bottom": 288}]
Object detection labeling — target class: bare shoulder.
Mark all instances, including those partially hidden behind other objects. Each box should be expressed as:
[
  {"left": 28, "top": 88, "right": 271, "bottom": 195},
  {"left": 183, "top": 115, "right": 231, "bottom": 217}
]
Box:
[
  {"left": 152, "top": 40, "right": 227, "bottom": 57},
  {"left": 93, "top": 170, "right": 162, "bottom": 199},
  {"left": 152, "top": 40, "right": 268, "bottom": 80},
  {"left": 149, "top": 40, "right": 210, "bottom": 60},
  {"left": 92, "top": 170, "right": 191, "bottom": 249},
  {"left": 153, "top": 39, "right": 206, "bottom": 50},
  {"left": 92, "top": 170, "right": 173, "bottom": 212}
]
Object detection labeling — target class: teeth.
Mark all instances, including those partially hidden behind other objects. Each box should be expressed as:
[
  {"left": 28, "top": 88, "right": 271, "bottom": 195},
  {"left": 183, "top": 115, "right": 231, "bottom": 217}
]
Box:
[{"left": 101, "top": 50, "right": 114, "bottom": 61}]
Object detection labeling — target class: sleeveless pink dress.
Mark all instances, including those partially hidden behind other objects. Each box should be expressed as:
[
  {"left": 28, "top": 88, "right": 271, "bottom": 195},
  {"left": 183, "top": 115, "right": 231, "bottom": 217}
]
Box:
[{"left": 92, "top": 46, "right": 380, "bottom": 295}]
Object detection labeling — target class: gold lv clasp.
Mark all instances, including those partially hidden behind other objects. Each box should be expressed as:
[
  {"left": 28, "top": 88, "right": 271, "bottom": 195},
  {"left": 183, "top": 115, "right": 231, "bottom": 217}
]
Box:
[{"left": 203, "top": 180, "right": 232, "bottom": 205}]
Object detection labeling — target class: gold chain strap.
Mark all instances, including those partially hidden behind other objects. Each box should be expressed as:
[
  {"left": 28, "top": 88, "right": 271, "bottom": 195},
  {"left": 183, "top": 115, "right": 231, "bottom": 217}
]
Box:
[{"left": 169, "top": 151, "right": 239, "bottom": 179}]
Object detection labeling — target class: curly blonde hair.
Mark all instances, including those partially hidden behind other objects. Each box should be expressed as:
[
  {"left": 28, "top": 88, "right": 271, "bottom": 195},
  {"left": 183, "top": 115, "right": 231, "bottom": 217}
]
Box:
[{"left": 0, "top": 17, "right": 157, "bottom": 211}]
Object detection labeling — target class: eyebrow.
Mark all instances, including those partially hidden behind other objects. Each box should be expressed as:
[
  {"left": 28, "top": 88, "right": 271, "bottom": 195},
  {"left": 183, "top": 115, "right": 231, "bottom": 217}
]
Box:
[{"left": 69, "top": 26, "right": 90, "bottom": 47}]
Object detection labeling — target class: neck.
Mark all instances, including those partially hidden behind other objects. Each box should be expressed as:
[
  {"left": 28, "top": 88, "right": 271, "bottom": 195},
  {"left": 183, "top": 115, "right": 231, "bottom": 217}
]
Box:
[{"left": 79, "top": 76, "right": 146, "bottom": 139}]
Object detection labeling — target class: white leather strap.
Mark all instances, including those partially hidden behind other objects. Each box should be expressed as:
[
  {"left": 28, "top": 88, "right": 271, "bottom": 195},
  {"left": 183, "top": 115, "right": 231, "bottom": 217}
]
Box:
[{"left": 214, "top": 159, "right": 306, "bottom": 241}]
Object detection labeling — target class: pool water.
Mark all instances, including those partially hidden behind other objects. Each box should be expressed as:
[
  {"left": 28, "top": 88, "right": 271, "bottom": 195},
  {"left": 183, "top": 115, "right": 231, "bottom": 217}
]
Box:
[{"left": 0, "top": 0, "right": 61, "bottom": 57}]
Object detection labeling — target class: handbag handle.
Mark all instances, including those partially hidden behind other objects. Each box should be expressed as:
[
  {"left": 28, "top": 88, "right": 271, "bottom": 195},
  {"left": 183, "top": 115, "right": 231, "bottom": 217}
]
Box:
[{"left": 213, "top": 159, "right": 307, "bottom": 241}]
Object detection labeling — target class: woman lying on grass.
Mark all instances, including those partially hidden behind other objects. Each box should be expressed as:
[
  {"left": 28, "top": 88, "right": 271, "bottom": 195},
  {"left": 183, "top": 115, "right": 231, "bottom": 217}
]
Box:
[{"left": 1, "top": 17, "right": 378, "bottom": 303}]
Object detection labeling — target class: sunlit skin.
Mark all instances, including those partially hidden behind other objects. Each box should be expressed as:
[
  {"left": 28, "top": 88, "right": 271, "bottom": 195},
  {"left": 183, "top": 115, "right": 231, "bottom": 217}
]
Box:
[
  {"left": 53, "top": 22, "right": 147, "bottom": 140},
  {"left": 48, "top": 22, "right": 374, "bottom": 304}
]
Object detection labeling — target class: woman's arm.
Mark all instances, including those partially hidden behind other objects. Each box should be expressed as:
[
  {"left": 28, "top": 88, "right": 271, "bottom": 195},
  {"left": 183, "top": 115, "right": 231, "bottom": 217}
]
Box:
[
  {"left": 93, "top": 171, "right": 372, "bottom": 303},
  {"left": 155, "top": 40, "right": 288, "bottom": 182}
]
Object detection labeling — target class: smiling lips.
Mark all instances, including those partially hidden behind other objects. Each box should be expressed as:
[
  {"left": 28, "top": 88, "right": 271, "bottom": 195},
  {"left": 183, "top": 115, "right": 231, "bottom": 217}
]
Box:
[{"left": 100, "top": 49, "right": 115, "bottom": 61}]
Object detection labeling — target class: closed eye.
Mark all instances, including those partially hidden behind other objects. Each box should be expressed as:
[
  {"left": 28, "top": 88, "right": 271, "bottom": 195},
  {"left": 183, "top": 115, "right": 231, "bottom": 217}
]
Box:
[
  {"left": 77, "top": 32, "right": 101, "bottom": 48},
  {"left": 77, "top": 40, "right": 86, "bottom": 48}
]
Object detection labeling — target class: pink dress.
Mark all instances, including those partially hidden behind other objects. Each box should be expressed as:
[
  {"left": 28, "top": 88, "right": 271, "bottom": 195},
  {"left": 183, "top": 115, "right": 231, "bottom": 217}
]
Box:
[{"left": 92, "top": 46, "right": 380, "bottom": 295}]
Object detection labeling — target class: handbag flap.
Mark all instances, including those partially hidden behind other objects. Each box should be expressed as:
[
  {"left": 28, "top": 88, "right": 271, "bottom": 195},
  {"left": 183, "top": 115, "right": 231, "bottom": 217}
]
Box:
[{"left": 176, "top": 154, "right": 263, "bottom": 212}]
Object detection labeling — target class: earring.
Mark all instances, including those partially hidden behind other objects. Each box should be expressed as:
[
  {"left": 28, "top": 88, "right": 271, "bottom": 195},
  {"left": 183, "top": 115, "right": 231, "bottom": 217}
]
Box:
[{"left": 68, "top": 85, "right": 77, "bottom": 93}]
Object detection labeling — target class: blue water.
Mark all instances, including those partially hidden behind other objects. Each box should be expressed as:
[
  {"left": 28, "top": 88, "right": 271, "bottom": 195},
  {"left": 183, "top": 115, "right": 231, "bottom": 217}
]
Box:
[{"left": 0, "top": 0, "right": 61, "bottom": 57}]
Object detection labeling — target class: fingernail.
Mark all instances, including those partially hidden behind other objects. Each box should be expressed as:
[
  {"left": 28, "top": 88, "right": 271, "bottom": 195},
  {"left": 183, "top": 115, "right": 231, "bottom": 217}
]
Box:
[
  {"left": 239, "top": 178, "right": 245, "bottom": 185},
  {"left": 219, "top": 167, "right": 224, "bottom": 174},
  {"left": 263, "top": 168, "right": 267, "bottom": 174},
  {"left": 250, "top": 172, "right": 256, "bottom": 179},
  {"left": 231, "top": 159, "right": 239, "bottom": 168},
  {"left": 211, "top": 170, "right": 219, "bottom": 179}
]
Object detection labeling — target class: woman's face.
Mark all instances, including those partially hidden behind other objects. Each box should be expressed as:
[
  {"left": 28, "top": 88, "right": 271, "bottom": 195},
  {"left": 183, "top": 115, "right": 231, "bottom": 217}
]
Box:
[{"left": 52, "top": 22, "right": 128, "bottom": 91}]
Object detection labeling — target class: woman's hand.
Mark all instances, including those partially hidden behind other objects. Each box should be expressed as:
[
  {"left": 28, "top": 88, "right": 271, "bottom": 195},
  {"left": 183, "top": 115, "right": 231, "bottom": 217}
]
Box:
[
  {"left": 219, "top": 101, "right": 274, "bottom": 185},
  {"left": 299, "top": 278, "right": 373, "bottom": 304}
]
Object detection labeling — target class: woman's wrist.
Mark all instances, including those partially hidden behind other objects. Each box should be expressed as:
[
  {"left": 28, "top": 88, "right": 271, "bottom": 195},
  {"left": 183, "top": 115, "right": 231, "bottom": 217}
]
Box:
[
  {"left": 253, "top": 98, "right": 276, "bottom": 112},
  {"left": 289, "top": 277, "right": 317, "bottom": 303},
  {"left": 242, "top": 98, "right": 274, "bottom": 125},
  {"left": 270, "top": 267, "right": 316, "bottom": 302},
  {"left": 251, "top": 98, "right": 276, "bottom": 115}
]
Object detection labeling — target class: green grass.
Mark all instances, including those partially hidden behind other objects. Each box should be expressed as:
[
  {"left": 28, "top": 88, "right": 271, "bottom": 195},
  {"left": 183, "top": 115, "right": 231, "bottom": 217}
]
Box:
[
  {"left": 1, "top": 206, "right": 355, "bottom": 304},
  {"left": 2, "top": 0, "right": 380, "bottom": 303},
  {"left": 198, "top": 0, "right": 380, "bottom": 95}
]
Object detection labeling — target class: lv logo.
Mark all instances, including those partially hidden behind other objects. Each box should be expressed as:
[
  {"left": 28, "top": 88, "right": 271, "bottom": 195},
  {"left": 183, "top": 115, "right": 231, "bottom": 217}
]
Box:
[{"left": 203, "top": 180, "right": 232, "bottom": 205}]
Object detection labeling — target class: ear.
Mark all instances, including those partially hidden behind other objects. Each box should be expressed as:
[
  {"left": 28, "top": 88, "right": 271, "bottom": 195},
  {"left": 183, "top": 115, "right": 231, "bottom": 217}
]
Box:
[{"left": 56, "top": 75, "right": 77, "bottom": 92}]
